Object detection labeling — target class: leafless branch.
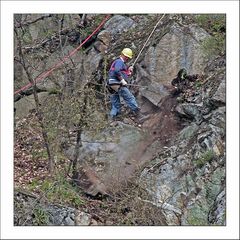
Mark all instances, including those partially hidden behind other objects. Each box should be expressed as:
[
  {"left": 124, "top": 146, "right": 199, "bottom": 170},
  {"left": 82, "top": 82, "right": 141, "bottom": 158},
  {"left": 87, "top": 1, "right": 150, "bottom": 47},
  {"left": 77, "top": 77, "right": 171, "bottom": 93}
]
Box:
[{"left": 14, "top": 14, "right": 53, "bottom": 28}]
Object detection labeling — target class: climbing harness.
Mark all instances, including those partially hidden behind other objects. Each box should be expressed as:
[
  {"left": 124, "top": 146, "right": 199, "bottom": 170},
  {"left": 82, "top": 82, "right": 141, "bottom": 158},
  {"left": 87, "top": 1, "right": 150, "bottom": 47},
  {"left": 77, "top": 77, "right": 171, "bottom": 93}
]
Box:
[
  {"left": 132, "top": 14, "right": 165, "bottom": 68},
  {"left": 127, "top": 83, "right": 149, "bottom": 87},
  {"left": 14, "top": 14, "right": 111, "bottom": 96}
]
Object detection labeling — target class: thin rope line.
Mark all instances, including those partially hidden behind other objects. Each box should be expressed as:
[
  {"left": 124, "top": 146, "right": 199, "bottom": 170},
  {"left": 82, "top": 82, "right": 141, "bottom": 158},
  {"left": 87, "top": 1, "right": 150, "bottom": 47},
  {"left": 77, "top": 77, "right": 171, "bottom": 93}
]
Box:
[
  {"left": 14, "top": 14, "right": 111, "bottom": 95},
  {"left": 132, "top": 14, "right": 166, "bottom": 67}
]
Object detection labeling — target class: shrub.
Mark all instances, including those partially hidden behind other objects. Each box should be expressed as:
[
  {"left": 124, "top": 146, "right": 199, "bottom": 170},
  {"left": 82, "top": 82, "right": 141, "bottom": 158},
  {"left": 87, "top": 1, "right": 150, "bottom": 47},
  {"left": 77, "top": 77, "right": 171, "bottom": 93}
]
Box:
[
  {"left": 194, "top": 150, "right": 214, "bottom": 168},
  {"left": 194, "top": 14, "right": 226, "bottom": 57},
  {"left": 32, "top": 207, "right": 49, "bottom": 225},
  {"left": 40, "top": 174, "right": 85, "bottom": 208}
]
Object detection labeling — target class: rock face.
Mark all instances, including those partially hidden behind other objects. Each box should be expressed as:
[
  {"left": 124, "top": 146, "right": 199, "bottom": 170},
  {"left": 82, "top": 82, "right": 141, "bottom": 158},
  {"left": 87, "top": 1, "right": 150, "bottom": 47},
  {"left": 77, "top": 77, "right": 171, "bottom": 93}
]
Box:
[
  {"left": 65, "top": 122, "right": 147, "bottom": 194},
  {"left": 14, "top": 191, "right": 93, "bottom": 226},
  {"left": 94, "top": 15, "right": 136, "bottom": 54},
  {"left": 15, "top": 92, "right": 49, "bottom": 119},
  {"left": 138, "top": 56, "right": 226, "bottom": 226},
  {"left": 104, "top": 15, "right": 136, "bottom": 36},
  {"left": 14, "top": 14, "right": 226, "bottom": 226},
  {"left": 14, "top": 15, "right": 210, "bottom": 117},
  {"left": 139, "top": 81, "right": 169, "bottom": 106},
  {"left": 141, "top": 23, "right": 209, "bottom": 85}
]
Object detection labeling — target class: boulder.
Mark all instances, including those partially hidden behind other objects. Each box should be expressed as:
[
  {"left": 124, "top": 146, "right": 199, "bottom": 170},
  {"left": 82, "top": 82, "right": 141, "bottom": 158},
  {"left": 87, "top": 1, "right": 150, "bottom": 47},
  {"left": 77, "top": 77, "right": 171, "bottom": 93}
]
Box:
[
  {"left": 104, "top": 15, "right": 136, "bottom": 36},
  {"left": 97, "top": 30, "right": 112, "bottom": 46},
  {"left": 67, "top": 122, "right": 150, "bottom": 194},
  {"left": 14, "top": 92, "right": 50, "bottom": 119},
  {"left": 175, "top": 103, "right": 203, "bottom": 124},
  {"left": 142, "top": 23, "right": 210, "bottom": 85},
  {"left": 210, "top": 74, "right": 226, "bottom": 107},
  {"left": 94, "top": 30, "right": 112, "bottom": 53},
  {"left": 139, "top": 81, "right": 169, "bottom": 106}
]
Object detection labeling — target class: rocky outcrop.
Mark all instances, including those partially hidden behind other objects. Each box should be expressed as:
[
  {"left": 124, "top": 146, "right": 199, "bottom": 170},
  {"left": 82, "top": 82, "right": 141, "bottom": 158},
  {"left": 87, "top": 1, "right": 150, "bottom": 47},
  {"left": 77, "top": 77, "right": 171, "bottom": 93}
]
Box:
[
  {"left": 65, "top": 121, "right": 147, "bottom": 194},
  {"left": 138, "top": 56, "right": 226, "bottom": 226},
  {"left": 139, "top": 22, "right": 209, "bottom": 87},
  {"left": 104, "top": 15, "right": 136, "bottom": 36},
  {"left": 14, "top": 190, "right": 95, "bottom": 226},
  {"left": 14, "top": 14, "right": 226, "bottom": 226},
  {"left": 14, "top": 14, "right": 210, "bottom": 117}
]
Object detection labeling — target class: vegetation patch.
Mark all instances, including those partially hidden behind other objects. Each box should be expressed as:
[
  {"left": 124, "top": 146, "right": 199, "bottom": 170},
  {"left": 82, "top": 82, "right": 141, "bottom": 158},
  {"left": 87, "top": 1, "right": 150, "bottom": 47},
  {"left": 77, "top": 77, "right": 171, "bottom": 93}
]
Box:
[
  {"left": 194, "top": 150, "right": 215, "bottom": 168},
  {"left": 32, "top": 207, "right": 50, "bottom": 225},
  {"left": 194, "top": 14, "right": 226, "bottom": 57}
]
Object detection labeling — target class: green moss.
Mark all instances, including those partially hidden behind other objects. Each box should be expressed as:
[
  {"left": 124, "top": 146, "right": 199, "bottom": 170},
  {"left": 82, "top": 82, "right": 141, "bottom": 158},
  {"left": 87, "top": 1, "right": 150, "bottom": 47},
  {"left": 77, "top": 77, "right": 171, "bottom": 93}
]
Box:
[
  {"left": 194, "top": 14, "right": 226, "bottom": 57},
  {"left": 194, "top": 150, "right": 214, "bottom": 168},
  {"left": 32, "top": 207, "right": 49, "bottom": 225},
  {"left": 22, "top": 30, "right": 33, "bottom": 44},
  {"left": 187, "top": 204, "right": 208, "bottom": 225},
  {"left": 32, "top": 149, "right": 48, "bottom": 160},
  {"left": 40, "top": 174, "right": 85, "bottom": 208},
  {"left": 48, "top": 88, "right": 62, "bottom": 95}
]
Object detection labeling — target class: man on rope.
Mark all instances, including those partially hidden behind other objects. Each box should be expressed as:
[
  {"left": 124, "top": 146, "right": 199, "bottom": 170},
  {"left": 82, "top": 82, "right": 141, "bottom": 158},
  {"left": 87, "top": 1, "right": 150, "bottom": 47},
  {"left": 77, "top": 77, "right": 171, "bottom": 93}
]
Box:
[{"left": 107, "top": 48, "right": 148, "bottom": 124}]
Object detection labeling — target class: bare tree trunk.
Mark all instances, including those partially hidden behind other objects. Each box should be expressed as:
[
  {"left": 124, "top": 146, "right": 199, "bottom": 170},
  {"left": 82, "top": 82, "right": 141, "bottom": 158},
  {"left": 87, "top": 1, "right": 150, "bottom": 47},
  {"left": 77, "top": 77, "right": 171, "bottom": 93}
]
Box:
[
  {"left": 14, "top": 27, "right": 54, "bottom": 174},
  {"left": 71, "top": 127, "right": 82, "bottom": 179},
  {"left": 103, "top": 55, "right": 109, "bottom": 117},
  {"left": 71, "top": 91, "right": 88, "bottom": 179},
  {"left": 80, "top": 14, "right": 87, "bottom": 26}
]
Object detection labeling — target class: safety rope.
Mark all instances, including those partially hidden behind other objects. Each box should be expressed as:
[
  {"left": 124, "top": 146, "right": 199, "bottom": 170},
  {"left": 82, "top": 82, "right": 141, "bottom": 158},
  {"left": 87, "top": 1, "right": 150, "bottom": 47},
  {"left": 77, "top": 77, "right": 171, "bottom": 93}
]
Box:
[
  {"left": 132, "top": 14, "right": 165, "bottom": 67},
  {"left": 14, "top": 14, "right": 111, "bottom": 96}
]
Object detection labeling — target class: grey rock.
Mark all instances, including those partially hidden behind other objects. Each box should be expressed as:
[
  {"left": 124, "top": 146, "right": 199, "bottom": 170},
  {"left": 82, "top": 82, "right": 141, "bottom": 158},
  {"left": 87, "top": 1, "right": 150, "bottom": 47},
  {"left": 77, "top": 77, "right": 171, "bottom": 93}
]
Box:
[
  {"left": 197, "top": 131, "right": 212, "bottom": 144},
  {"left": 64, "top": 216, "right": 75, "bottom": 226},
  {"left": 104, "top": 15, "right": 136, "bottom": 36},
  {"left": 209, "top": 107, "right": 226, "bottom": 128},
  {"left": 139, "top": 81, "right": 169, "bottom": 106},
  {"left": 97, "top": 30, "right": 111, "bottom": 45},
  {"left": 210, "top": 75, "right": 226, "bottom": 106},
  {"left": 75, "top": 211, "right": 91, "bottom": 226},
  {"left": 94, "top": 40, "right": 108, "bottom": 53},
  {"left": 178, "top": 123, "right": 199, "bottom": 140},
  {"left": 175, "top": 103, "right": 203, "bottom": 124},
  {"left": 208, "top": 189, "right": 226, "bottom": 225},
  {"left": 182, "top": 104, "right": 203, "bottom": 124},
  {"left": 14, "top": 92, "right": 50, "bottom": 119},
  {"left": 142, "top": 23, "right": 210, "bottom": 85}
]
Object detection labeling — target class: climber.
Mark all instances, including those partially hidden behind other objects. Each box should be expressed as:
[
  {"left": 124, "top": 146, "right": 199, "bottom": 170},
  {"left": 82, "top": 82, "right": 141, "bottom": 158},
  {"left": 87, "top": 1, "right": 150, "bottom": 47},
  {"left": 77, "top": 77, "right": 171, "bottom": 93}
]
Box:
[{"left": 107, "top": 48, "right": 147, "bottom": 123}]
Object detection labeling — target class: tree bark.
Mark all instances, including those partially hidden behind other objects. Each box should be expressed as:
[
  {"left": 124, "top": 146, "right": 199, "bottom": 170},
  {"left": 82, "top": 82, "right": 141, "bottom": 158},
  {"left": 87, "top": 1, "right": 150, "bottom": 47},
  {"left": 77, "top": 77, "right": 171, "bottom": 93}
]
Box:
[{"left": 14, "top": 26, "right": 54, "bottom": 174}]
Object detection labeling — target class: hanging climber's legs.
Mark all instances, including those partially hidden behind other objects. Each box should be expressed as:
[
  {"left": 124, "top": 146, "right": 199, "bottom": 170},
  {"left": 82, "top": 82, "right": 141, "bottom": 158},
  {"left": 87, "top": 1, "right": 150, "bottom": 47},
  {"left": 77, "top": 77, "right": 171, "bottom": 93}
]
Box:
[
  {"left": 119, "top": 86, "right": 149, "bottom": 123},
  {"left": 118, "top": 86, "right": 139, "bottom": 112},
  {"left": 109, "top": 92, "right": 121, "bottom": 119}
]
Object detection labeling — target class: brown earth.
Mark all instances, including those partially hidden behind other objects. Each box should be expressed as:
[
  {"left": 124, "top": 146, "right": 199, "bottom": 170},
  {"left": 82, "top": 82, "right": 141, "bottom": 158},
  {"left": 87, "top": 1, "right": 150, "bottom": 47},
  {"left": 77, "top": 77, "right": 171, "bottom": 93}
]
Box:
[
  {"left": 14, "top": 92, "right": 184, "bottom": 198},
  {"left": 79, "top": 94, "right": 184, "bottom": 196}
]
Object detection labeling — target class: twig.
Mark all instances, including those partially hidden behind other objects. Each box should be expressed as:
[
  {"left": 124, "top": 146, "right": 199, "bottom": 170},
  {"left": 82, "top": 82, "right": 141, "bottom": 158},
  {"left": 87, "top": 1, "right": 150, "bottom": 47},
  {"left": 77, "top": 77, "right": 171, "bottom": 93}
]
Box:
[{"left": 15, "top": 14, "right": 53, "bottom": 28}]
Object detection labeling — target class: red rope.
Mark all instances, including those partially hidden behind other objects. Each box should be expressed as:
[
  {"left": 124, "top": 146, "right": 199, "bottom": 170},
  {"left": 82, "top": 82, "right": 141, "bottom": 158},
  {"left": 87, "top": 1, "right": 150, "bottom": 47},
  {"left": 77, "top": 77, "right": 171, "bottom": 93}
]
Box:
[{"left": 14, "top": 14, "right": 111, "bottom": 95}]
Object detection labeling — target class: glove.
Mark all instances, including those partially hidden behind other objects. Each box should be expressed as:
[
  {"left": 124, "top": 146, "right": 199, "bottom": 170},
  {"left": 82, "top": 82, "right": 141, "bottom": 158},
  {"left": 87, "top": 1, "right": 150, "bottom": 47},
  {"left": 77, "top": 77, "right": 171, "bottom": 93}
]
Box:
[
  {"left": 128, "top": 66, "right": 133, "bottom": 75},
  {"left": 120, "top": 79, "right": 127, "bottom": 86},
  {"left": 128, "top": 66, "right": 133, "bottom": 72}
]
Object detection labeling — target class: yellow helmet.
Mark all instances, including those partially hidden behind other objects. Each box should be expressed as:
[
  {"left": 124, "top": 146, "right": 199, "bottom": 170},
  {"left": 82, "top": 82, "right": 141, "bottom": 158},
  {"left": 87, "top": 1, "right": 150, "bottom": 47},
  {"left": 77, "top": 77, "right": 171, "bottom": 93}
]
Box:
[{"left": 121, "top": 48, "right": 133, "bottom": 59}]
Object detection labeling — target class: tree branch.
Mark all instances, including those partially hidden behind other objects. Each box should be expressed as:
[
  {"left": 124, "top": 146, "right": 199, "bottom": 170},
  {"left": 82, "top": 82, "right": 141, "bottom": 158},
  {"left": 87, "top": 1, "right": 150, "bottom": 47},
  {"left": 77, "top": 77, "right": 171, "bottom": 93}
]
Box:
[{"left": 14, "top": 14, "right": 53, "bottom": 28}]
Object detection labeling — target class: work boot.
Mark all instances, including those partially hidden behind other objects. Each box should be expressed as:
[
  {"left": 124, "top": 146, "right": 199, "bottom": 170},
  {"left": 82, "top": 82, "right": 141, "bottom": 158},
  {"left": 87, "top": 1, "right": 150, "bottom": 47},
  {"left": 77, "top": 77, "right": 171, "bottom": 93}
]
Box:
[
  {"left": 108, "top": 114, "right": 123, "bottom": 123},
  {"left": 130, "top": 110, "right": 149, "bottom": 124}
]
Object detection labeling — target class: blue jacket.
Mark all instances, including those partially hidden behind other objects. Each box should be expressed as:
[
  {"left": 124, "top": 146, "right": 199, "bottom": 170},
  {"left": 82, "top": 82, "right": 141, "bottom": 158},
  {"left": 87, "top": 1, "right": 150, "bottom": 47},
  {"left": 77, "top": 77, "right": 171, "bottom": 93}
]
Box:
[{"left": 108, "top": 58, "right": 130, "bottom": 85}]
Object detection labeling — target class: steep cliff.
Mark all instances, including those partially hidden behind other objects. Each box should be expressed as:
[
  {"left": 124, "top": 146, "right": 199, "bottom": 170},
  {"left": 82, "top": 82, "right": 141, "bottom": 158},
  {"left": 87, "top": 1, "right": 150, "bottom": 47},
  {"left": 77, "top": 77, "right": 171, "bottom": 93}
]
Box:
[{"left": 14, "top": 14, "right": 226, "bottom": 226}]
